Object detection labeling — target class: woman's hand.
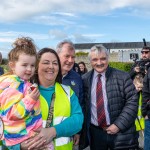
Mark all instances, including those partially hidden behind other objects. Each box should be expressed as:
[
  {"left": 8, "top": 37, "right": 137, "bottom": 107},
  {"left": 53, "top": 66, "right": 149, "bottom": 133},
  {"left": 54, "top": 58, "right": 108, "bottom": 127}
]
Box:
[
  {"left": 73, "top": 134, "right": 80, "bottom": 145},
  {"left": 27, "top": 127, "right": 56, "bottom": 150},
  {"left": 20, "top": 137, "right": 35, "bottom": 150}
]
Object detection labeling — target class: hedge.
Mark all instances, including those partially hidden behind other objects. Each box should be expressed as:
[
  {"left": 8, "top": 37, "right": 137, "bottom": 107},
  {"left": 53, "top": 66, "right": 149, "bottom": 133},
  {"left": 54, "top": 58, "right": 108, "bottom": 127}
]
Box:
[{"left": 109, "top": 62, "right": 133, "bottom": 72}]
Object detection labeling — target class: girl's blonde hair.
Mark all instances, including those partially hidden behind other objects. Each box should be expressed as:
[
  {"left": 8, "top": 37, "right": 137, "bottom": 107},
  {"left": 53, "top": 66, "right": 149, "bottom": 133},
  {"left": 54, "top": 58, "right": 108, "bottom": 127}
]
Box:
[
  {"left": 133, "top": 74, "right": 143, "bottom": 87},
  {"left": 7, "top": 37, "right": 37, "bottom": 74},
  {"left": 8, "top": 37, "right": 37, "bottom": 62}
]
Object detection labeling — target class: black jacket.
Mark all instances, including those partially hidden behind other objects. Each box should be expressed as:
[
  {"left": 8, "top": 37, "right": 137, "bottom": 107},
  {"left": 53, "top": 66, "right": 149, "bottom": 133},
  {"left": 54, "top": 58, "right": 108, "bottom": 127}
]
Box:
[
  {"left": 80, "top": 67, "right": 138, "bottom": 149},
  {"left": 142, "top": 68, "right": 150, "bottom": 118}
]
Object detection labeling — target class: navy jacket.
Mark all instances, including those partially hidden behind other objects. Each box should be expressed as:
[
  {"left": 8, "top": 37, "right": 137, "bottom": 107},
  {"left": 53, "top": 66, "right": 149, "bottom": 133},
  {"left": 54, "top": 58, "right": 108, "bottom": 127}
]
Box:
[{"left": 62, "top": 69, "right": 83, "bottom": 108}]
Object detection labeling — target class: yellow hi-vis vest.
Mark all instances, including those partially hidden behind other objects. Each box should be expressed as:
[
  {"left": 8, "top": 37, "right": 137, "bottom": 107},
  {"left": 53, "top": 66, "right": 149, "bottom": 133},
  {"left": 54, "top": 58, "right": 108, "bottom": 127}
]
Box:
[
  {"left": 39, "top": 82, "right": 73, "bottom": 150},
  {"left": 135, "top": 92, "right": 145, "bottom": 131}
]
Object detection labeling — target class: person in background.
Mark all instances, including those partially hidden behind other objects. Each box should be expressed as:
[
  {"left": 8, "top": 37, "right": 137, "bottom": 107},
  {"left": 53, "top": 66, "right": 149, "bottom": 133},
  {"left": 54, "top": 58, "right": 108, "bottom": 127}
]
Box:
[
  {"left": 78, "top": 61, "right": 88, "bottom": 76},
  {"left": 129, "top": 46, "right": 150, "bottom": 79},
  {"left": 73, "top": 62, "right": 81, "bottom": 75},
  {"left": 17, "top": 48, "right": 83, "bottom": 150},
  {"left": 0, "top": 37, "right": 43, "bottom": 149},
  {"left": 81, "top": 44, "right": 138, "bottom": 150},
  {"left": 0, "top": 52, "right": 4, "bottom": 75},
  {"left": 56, "top": 40, "right": 84, "bottom": 148},
  {"left": 142, "top": 68, "right": 150, "bottom": 150},
  {"left": 133, "top": 75, "right": 144, "bottom": 149}
]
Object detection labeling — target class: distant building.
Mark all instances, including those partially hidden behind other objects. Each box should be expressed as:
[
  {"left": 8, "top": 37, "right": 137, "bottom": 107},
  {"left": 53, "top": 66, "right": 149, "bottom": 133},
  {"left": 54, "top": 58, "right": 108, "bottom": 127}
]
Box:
[{"left": 75, "top": 42, "right": 150, "bottom": 62}]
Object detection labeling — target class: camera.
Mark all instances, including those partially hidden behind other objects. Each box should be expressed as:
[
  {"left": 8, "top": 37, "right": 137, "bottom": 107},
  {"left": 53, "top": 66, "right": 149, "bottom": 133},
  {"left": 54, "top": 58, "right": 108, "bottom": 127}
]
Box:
[{"left": 136, "top": 59, "right": 150, "bottom": 75}]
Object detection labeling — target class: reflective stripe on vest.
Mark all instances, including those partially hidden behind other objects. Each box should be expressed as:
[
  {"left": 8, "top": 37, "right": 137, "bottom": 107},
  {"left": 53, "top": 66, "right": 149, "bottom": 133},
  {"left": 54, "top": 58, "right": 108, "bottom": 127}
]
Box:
[
  {"left": 40, "top": 82, "right": 73, "bottom": 149},
  {"left": 135, "top": 92, "right": 145, "bottom": 131},
  {"left": 61, "top": 84, "right": 70, "bottom": 102},
  {"left": 54, "top": 117, "right": 72, "bottom": 146}
]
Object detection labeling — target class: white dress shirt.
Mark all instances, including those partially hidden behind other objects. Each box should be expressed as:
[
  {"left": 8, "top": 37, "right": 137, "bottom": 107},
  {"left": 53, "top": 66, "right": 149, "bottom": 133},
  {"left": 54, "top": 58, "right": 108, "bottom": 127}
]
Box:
[{"left": 91, "top": 70, "right": 110, "bottom": 126}]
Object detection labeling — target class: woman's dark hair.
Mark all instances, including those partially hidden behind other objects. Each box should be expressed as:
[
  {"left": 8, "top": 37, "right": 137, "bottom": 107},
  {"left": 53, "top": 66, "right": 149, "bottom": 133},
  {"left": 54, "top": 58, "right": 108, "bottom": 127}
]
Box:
[
  {"left": 32, "top": 48, "right": 62, "bottom": 84},
  {"left": 78, "top": 61, "right": 88, "bottom": 73}
]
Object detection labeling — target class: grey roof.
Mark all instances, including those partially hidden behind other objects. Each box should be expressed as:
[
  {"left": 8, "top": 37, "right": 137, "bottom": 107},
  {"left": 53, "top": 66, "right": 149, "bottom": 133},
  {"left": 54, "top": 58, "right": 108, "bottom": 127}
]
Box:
[{"left": 74, "top": 42, "right": 150, "bottom": 50}]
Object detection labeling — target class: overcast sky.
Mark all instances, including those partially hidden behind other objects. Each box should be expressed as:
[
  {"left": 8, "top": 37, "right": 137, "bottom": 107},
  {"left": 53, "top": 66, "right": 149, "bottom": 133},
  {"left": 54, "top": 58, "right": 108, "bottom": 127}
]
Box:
[{"left": 0, "top": 0, "right": 150, "bottom": 58}]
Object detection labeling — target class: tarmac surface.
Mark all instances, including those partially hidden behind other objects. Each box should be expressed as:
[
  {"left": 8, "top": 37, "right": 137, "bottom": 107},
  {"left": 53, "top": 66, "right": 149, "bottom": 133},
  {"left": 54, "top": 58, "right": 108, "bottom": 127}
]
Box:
[{"left": 74, "top": 145, "right": 90, "bottom": 150}]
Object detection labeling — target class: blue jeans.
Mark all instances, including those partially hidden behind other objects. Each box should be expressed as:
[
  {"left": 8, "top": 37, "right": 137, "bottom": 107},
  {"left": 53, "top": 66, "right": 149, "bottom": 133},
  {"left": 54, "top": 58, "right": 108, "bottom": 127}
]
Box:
[{"left": 144, "top": 119, "right": 150, "bottom": 150}]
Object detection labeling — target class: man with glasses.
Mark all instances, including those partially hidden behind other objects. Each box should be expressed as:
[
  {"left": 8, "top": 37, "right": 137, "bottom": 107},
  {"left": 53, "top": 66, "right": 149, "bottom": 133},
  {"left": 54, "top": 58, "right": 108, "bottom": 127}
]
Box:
[
  {"left": 129, "top": 46, "right": 150, "bottom": 79},
  {"left": 141, "top": 47, "right": 150, "bottom": 59}
]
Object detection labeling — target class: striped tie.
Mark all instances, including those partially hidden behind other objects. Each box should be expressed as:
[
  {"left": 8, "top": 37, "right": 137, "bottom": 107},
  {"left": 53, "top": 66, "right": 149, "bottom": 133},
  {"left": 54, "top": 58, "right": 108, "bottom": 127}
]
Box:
[{"left": 96, "top": 74, "right": 107, "bottom": 127}]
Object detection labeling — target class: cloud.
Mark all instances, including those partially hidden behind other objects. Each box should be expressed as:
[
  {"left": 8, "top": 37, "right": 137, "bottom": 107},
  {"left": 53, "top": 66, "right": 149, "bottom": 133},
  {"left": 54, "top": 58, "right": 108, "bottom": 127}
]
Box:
[
  {"left": 0, "top": 0, "right": 150, "bottom": 23},
  {"left": 52, "top": 12, "right": 78, "bottom": 17},
  {"left": 72, "top": 33, "right": 105, "bottom": 43},
  {"left": 32, "top": 15, "right": 76, "bottom": 26},
  {"left": 49, "top": 29, "right": 105, "bottom": 43},
  {"left": 0, "top": 0, "right": 53, "bottom": 22},
  {"left": 0, "top": 38, "right": 13, "bottom": 43},
  {"left": 0, "top": 0, "right": 150, "bottom": 58},
  {"left": 0, "top": 31, "right": 49, "bottom": 58},
  {"left": 49, "top": 29, "right": 69, "bottom": 40},
  {"left": 0, "top": 31, "right": 48, "bottom": 43}
]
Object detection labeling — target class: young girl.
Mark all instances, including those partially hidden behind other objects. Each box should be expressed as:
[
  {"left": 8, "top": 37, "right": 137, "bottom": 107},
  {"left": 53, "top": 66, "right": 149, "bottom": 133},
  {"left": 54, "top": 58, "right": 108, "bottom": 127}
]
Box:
[
  {"left": 0, "top": 37, "right": 43, "bottom": 148},
  {"left": 134, "top": 74, "right": 145, "bottom": 149}
]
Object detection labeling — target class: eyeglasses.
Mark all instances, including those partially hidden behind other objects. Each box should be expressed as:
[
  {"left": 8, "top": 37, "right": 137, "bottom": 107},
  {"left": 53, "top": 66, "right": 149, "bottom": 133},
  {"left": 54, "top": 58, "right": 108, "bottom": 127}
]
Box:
[{"left": 141, "top": 51, "right": 150, "bottom": 54}]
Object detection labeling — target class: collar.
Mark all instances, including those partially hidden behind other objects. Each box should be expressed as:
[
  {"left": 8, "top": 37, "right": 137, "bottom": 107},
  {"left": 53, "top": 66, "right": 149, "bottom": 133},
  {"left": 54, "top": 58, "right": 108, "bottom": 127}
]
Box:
[{"left": 93, "top": 70, "right": 106, "bottom": 78}]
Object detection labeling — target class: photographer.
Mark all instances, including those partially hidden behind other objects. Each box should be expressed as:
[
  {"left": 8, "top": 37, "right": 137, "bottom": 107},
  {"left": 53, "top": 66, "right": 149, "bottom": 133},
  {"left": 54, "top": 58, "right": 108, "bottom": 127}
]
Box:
[
  {"left": 129, "top": 46, "right": 150, "bottom": 80},
  {"left": 142, "top": 68, "right": 150, "bottom": 150}
]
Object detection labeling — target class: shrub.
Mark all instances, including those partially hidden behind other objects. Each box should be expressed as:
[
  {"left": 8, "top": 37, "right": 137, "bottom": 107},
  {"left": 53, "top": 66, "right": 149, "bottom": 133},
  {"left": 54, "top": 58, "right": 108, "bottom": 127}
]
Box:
[
  {"left": 109, "top": 62, "right": 133, "bottom": 72},
  {"left": 76, "top": 52, "right": 88, "bottom": 57}
]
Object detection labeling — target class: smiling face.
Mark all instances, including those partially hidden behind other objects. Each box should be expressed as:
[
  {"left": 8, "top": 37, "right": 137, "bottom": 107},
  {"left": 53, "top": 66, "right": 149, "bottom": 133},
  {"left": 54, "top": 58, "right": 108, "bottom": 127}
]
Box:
[
  {"left": 58, "top": 43, "right": 75, "bottom": 75},
  {"left": 79, "top": 63, "right": 85, "bottom": 72},
  {"left": 90, "top": 51, "right": 109, "bottom": 73},
  {"left": 9, "top": 53, "right": 36, "bottom": 81},
  {"left": 38, "top": 52, "right": 59, "bottom": 87}
]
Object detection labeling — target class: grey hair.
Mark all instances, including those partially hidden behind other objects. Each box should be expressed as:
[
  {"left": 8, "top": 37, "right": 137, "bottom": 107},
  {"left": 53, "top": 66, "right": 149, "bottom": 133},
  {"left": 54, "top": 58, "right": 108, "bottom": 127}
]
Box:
[
  {"left": 56, "top": 39, "right": 75, "bottom": 53},
  {"left": 88, "top": 44, "right": 109, "bottom": 60}
]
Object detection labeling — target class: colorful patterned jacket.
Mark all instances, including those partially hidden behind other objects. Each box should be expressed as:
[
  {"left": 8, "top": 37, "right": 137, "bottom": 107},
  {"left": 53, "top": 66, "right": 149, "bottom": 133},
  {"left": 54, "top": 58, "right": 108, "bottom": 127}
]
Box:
[{"left": 0, "top": 75, "right": 42, "bottom": 146}]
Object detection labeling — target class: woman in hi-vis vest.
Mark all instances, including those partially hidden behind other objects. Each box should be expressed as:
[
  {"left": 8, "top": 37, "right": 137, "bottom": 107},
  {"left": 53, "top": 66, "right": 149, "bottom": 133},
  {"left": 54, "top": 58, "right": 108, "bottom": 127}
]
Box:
[{"left": 11, "top": 48, "right": 83, "bottom": 150}]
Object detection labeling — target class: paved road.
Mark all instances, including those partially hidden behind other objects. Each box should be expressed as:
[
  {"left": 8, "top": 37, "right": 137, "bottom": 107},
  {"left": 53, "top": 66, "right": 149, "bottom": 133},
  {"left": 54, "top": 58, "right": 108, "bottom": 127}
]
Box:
[{"left": 74, "top": 145, "right": 90, "bottom": 150}]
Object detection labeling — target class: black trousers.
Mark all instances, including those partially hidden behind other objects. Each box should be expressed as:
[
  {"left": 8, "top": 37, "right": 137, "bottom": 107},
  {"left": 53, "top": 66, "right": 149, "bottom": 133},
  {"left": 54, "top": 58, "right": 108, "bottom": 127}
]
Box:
[
  {"left": 90, "top": 124, "right": 115, "bottom": 150},
  {"left": 89, "top": 124, "right": 139, "bottom": 150}
]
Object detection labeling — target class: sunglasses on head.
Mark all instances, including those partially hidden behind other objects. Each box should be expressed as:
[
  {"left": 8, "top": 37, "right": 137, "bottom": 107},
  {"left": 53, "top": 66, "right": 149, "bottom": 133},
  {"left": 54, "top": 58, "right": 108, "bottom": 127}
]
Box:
[{"left": 141, "top": 51, "right": 150, "bottom": 54}]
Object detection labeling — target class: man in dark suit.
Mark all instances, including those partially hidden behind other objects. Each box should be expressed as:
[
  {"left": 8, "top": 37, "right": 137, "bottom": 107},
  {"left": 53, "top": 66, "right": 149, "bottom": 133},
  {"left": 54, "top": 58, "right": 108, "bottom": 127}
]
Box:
[{"left": 80, "top": 44, "right": 138, "bottom": 150}]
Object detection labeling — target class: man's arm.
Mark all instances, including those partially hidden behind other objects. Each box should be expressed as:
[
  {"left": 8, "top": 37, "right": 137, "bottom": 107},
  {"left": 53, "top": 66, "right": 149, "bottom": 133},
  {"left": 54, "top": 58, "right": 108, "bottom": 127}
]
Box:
[
  {"left": 113, "top": 73, "right": 138, "bottom": 131},
  {"left": 129, "top": 63, "right": 139, "bottom": 79},
  {"left": 142, "top": 69, "right": 150, "bottom": 118}
]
